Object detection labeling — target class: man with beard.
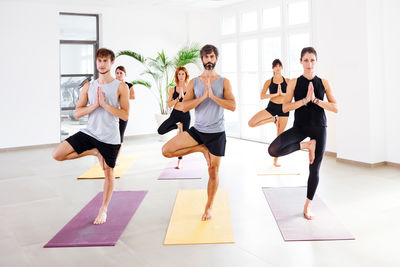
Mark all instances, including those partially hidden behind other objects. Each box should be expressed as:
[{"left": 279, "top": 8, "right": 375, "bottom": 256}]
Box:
[
  {"left": 52, "top": 48, "right": 130, "bottom": 224},
  {"left": 162, "top": 44, "right": 236, "bottom": 221}
]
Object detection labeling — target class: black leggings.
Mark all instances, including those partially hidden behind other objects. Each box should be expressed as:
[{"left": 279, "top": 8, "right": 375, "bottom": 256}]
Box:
[
  {"left": 268, "top": 126, "right": 326, "bottom": 200},
  {"left": 158, "top": 109, "right": 191, "bottom": 159}
]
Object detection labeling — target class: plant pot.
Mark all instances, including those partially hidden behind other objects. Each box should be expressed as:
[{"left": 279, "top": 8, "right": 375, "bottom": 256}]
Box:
[{"left": 155, "top": 113, "right": 176, "bottom": 142}]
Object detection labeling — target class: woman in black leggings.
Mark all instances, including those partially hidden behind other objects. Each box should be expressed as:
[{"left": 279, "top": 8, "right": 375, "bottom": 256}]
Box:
[
  {"left": 157, "top": 66, "right": 191, "bottom": 169},
  {"left": 268, "top": 47, "right": 338, "bottom": 220}
]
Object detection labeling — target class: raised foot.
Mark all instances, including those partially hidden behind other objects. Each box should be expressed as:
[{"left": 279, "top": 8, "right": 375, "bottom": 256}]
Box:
[{"left": 308, "top": 139, "right": 316, "bottom": 164}]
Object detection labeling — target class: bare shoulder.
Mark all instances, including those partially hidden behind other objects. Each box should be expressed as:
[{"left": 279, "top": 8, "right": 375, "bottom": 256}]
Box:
[
  {"left": 285, "top": 78, "right": 291, "bottom": 83},
  {"left": 81, "top": 81, "right": 90, "bottom": 92},
  {"left": 321, "top": 78, "right": 332, "bottom": 90},
  {"left": 288, "top": 78, "right": 297, "bottom": 87},
  {"left": 223, "top": 77, "right": 231, "bottom": 87}
]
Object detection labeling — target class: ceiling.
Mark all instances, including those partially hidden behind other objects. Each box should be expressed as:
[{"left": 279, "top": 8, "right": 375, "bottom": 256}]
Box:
[{"left": 0, "top": 0, "right": 247, "bottom": 9}]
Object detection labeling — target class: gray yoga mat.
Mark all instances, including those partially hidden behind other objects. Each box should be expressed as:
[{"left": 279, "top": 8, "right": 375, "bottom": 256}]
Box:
[{"left": 262, "top": 187, "right": 355, "bottom": 241}]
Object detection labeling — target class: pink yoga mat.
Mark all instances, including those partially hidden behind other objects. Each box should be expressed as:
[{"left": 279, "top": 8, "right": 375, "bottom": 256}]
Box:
[
  {"left": 158, "top": 153, "right": 206, "bottom": 180},
  {"left": 44, "top": 191, "right": 147, "bottom": 247},
  {"left": 262, "top": 187, "right": 355, "bottom": 241}
]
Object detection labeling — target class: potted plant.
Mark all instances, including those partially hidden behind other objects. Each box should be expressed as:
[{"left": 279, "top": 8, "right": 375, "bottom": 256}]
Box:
[{"left": 117, "top": 43, "right": 202, "bottom": 128}]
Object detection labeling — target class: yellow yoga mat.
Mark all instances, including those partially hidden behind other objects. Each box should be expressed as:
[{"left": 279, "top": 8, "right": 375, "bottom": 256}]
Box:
[
  {"left": 257, "top": 165, "right": 300, "bottom": 176},
  {"left": 78, "top": 155, "right": 138, "bottom": 179},
  {"left": 164, "top": 189, "right": 234, "bottom": 245}
]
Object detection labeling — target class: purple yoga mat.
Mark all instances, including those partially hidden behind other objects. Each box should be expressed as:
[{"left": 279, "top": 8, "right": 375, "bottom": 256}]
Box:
[
  {"left": 262, "top": 187, "right": 355, "bottom": 241},
  {"left": 158, "top": 153, "right": 206, "bottom": 180},
  {"left": 44, "top": 191, "right": 147, "bottom": 247}
]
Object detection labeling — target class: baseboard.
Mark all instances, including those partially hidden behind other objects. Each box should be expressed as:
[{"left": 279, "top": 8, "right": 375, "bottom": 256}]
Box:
[
  {"left": 324, "top": 151, "right": 337, "bottom": 157},
  {"left": 0, "top": 143, "right": 59, "bottom": 152},
  {"left": 0, "top": 133, "right": 160, "bottom": 152},
  {"left": 336, "top": 158, "right": 387, "bottom": 168},
  {"left": 387, "top": 161, "right": 400, "bottom": 168}
]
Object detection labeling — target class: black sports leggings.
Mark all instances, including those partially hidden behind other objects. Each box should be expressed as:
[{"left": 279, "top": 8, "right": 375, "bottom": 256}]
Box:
[
  {"left": 158, "top": 109, "right": 191, "bottom": 159},
  {"left": 268, "top": 126, "right": 326, "bottom": 200}
]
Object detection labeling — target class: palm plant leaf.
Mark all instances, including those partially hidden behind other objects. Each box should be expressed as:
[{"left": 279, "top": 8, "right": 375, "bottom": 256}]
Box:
[
  {"left": 117, "top": 50, "right": 146, "bottom": 63},
  {"left": 174, "top": 43, "right": 201, "bottom": 69},
  {"left": 131, "top": 79, "right": 151, "bottom": 88}
]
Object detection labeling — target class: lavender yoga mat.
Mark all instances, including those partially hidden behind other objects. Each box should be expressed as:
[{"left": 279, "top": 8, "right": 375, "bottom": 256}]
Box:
[
  {"left": 44, "top": 191, "right": 147, "bottom": 247},
  {"left": 158, "top": 153, "right": 206, "bottom": 180},
  {"left": 262, "top": 187, "right": 355, "bottom": 241}
]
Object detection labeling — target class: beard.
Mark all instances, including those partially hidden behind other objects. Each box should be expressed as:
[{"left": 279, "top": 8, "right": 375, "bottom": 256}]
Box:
[
  {"left": 203, "top": 62, "right": 216, "bottom": 70},
  {"left": 99, "top": 69, "right": 110, "bottom": 75}
]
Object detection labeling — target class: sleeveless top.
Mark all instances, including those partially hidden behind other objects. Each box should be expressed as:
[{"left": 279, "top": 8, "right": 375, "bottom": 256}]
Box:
[
  {"left": 81, "top": 79, "right": 121, "bottom": 144},
  {"left": 268, "top": 76, "right": 287, "bottom": 94},
  {"left": 172, "top": 86, "right": 186, "bottom": 102},
  {"left": 193, "top": 77, "right": 225, "bottom": 133},
  {"left": 293, "top": 75, "right": 327, "bottom": 127}
]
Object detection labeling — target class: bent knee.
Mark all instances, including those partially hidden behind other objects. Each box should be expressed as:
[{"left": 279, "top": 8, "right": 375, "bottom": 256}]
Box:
[
  {"left": 162, "top": 145, "right": 173, "bottom": 158},
  {"left": 248, "top": 120, "right": 256, "bottom": 128},
  {"left": 52, "top": 150, "right": 64, "bottom": 161},
  {"left": 268, "top": 145, "right": 278, "bottom": 158}
]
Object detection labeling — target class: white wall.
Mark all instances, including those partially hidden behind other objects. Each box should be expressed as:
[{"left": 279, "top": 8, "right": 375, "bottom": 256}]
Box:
[
  {"left": 0, "top": 1, "right": 189, "bottom": 149},
  {"left": 383, "top": 0, "right": 400, "bottom": 164}
]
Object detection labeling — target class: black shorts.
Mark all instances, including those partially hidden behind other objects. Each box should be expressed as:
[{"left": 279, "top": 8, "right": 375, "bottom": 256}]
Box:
[
  {"left": 186, "top": 127, "right": 226, "bottom": 156},
  {"left": 66, "top": 131, "right": 121, "bottom": 168},
  {"left": 119, "top": 119, "right": 128, "bottom": 142},
  {"left": 265, "top": 101, "right": 289, "bottom": 117}
]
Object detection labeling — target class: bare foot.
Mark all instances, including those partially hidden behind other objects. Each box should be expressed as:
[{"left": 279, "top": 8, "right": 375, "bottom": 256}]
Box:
[
  {"left": 308, "top": 139, "right": 316, "bottom": 164},
  {"left": 95, "top": 150, "right": 105, "bottom": 170},
  {"left": 200, "top": 146, "right": 211, "bottom": 167},
  {"left": 303, "top": 207, "right": 315, "bottom": 220},
  {"left": 176, "top": 159, "right": 183, "bottom": 169},
  {"left": 273, "top": 158, "right": 281, "bottom": 167},
  {"left": 201, "top": 207, "right": 212, "bottom": 221},
  {"left": 177, "top": 122, "right": 183, "bottom": 132},
  {"left": 93, "top": 208, "right": 107, "bottom": 224}
]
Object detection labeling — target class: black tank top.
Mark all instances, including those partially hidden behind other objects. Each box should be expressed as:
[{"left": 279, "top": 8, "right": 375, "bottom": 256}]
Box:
[
  {"left": 269, "top": 76, "right": 287, "bottom": 94},
  {"left": 293, "top": 75, "right": 327, "bottom": 127},
  {"left": 125, "top": 81, "right": 133, "bottom": 89},
  {"left": 172, "top": 87, "right": 185, "bottom": 102}
]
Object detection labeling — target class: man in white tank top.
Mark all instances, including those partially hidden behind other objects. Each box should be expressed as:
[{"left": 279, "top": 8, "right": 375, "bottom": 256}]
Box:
[
  {"left": 162, "top": 45, "right": 236, "bottom": 221},
  {"left": 52, "top": 48, "right": 130, "bottom": 224}
]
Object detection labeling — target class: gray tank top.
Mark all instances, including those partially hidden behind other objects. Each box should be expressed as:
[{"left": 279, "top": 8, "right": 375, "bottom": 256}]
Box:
[
  {"left": 193, "top": 76, "right": 225, "bottom": 133},
  {"left": 81, "top": 79, "right": 121, "bottom": 144}
]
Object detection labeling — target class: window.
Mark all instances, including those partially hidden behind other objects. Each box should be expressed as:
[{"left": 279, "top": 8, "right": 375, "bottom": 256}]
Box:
[
  {"left": 221, "top": 42, "right": 240, "bottom": 137},
  {"left": 59, "top": 13, "right": 99, "bottom": 141},
  {"left": 262, "top": 7, "right": 281, "bottom": 29},
  {"left": 219, "top": 0, "right": 311, "bottom": 142},
  {"left": 240, "top": 11, "right": 257, "bottom": 32}
]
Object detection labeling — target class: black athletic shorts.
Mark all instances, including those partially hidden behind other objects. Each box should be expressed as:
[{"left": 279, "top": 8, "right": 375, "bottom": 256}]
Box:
[
  {"left": 265, "top": 101, "right": 289, "bottom": 117},
  {"left": 119, "top": 119, "right": 128, "bottom": 143},
  {"left": 186, "top": 127, "right": 226, "bottom": 156},
  {"left": 66, "top": 131, "right": 120, "bottom": 168}
]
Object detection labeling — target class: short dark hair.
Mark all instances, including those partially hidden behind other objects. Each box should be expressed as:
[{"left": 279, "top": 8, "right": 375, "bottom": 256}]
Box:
[
  {"left": 96, "top": 48, "right": 115, "bottom": 61},
  {"left": 116, "top": 66, "right": 126, "bottom": 74},
  {"left": 272, "top": 59, "right": 282, "bottom": 68},
  {"left": 300, "top": 47, "right": 317, "bottom": 61},
  {"left": 200, "top": 44, "right": 219, "bottom": 59}
]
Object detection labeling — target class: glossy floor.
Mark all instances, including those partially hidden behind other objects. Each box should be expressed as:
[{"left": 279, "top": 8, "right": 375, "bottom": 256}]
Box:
[{"left": 0, "top": 135, "right": 399, "bottom": 267}]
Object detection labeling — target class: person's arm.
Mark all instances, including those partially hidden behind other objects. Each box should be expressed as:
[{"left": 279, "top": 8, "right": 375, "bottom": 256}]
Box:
[
  {"left": 99, "top": 82, "right": 130, "bottom": 121},
  {"left": 313, "top": 79, "right": 338, "bottom": 113},
  {"left": 260, "top": 79, "right": 278, "bottom": 100},
  {"left": 167, "top": 87, "right": 178, "bottom": 108},
  {"left": 209, "top": 78, "right": 236, "bottom": 111},
  {"left": 182, "top": 79, "right": 208, "bottom": 112},
  {"left": 129, "top": 85, "right": 135, "bottom": 100},
  {"left": 75, "top": 82, "right": 98, "bottom": 119}
]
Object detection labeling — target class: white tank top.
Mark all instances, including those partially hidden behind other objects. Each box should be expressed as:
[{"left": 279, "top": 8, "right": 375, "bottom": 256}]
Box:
[{"left": 81, "top": 79, "right": 121, "bottom": 144}]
